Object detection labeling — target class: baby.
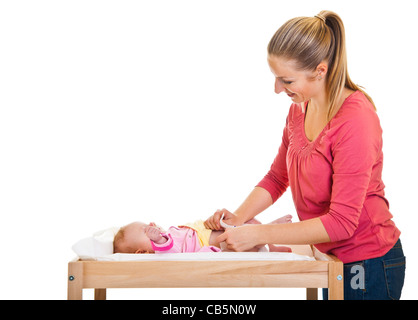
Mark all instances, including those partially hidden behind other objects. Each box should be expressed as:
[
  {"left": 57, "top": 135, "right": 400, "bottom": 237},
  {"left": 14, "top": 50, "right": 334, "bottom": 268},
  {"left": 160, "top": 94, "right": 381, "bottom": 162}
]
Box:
[{"left": 113, "top": 215, "right": 292, "bottom": 254}]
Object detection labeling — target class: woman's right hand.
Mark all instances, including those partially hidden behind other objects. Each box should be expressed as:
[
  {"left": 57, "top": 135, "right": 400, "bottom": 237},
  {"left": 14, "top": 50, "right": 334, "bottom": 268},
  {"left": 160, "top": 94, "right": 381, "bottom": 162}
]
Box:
[{"left": 204, "top": 209, "right": 243, "bottom": 231}]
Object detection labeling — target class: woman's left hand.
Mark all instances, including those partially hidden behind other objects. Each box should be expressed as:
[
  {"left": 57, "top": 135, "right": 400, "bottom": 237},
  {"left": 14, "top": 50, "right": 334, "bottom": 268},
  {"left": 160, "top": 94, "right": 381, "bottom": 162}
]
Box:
[{"left": 216, "top": 224, "right": 263, "bottom": 252}]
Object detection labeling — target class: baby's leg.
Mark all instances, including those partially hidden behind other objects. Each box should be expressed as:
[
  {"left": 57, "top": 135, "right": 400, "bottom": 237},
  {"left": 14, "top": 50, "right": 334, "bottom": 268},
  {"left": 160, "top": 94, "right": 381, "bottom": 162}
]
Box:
[
  {"left": 266, "top": 215, "right": 293, "bottom": 252},
  {"left": 268, "top": 214, "right": 292, "bottom": 224},
  {"left": 268, "top": 244, "right": 292, "bottom": 252},
  {"left": 244, "top": 218, "right": 261, "bottom": 225},
  {"left": 246, "top": 215, "right": 293, "bottom": 252},
  {"left": 209, "top": 230, "right": 223, "bottom": 248},
  {"left": 244, "top": 215, "right": 292, "bottom": 225}
]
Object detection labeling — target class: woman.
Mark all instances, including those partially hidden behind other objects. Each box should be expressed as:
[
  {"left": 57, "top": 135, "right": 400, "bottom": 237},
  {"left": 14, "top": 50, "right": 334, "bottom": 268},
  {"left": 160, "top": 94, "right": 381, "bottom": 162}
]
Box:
[{"left": 204, "top": 11, "right": 405, "bottom": 300}]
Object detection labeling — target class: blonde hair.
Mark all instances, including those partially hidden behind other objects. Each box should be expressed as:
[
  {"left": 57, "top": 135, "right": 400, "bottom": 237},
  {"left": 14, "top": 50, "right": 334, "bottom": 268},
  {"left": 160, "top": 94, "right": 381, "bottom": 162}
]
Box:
[
  {"left": 113, "top": 227, "right": 125, "bottom": 253},
  {"left": 268, "top": 10, "right": 375, "bottom": 120}
]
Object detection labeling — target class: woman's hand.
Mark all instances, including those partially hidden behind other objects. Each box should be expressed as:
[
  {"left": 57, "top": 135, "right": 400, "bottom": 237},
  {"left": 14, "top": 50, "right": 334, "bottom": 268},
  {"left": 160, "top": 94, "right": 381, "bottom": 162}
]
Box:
[
  {"left": 216, "top": 224, "right": 263, "bottom": 252},
  {"left": 204, "top": 209, "right": 244, "bottom": 231}
]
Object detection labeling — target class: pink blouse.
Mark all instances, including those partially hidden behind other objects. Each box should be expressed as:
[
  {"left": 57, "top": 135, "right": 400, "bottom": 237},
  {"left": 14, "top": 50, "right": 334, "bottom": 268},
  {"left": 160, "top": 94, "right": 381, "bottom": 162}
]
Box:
[{"left": 257, "top": 91, "right": 400, "bottom": 263}]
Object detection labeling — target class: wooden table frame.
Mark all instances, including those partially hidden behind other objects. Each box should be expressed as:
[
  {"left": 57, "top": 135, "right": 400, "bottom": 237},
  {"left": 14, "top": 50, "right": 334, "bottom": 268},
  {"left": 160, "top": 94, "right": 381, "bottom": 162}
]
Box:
[{"left": 67, "top": 245, "right": 343, "bottom": 300}]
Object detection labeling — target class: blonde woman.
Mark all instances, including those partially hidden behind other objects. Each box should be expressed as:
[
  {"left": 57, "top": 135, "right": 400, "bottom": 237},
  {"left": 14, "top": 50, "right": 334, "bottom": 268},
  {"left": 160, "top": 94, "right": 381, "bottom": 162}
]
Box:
[{"left": 204, "top": 11, "right": 405, "bottom": 300}]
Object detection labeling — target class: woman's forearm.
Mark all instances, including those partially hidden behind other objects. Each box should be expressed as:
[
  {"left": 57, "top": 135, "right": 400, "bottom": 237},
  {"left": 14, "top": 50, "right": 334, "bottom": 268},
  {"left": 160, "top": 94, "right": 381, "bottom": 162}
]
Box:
[
  {"left": 257, "top": 217, "right": 331, "bottom": 245},
  {"left": 234, "top": 187, "right": 274, "bottom": 224}
]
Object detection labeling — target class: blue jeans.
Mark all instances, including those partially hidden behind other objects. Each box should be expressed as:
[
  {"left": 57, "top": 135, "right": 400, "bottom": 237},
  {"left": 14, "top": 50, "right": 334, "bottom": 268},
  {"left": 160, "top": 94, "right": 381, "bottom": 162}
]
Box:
[{"left": 323, "top": 239, "right": 406, "bottom": 300}]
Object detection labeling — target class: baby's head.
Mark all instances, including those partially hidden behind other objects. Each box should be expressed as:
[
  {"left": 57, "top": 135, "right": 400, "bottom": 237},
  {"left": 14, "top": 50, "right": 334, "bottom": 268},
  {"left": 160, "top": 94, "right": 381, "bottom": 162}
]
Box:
[{"left": 113, "top": 221, "right": 162, "bottom": 254}]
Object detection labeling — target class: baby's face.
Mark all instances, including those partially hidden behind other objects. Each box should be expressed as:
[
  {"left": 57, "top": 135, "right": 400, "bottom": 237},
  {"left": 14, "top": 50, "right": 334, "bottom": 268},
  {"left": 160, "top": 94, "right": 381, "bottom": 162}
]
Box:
[{"left": 122, "top": 222, "right": 160, "bottom": 253}]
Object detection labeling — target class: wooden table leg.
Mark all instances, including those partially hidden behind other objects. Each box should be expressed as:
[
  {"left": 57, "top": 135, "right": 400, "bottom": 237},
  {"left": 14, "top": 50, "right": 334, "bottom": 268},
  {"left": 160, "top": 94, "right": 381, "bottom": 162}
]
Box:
[
  {"left": 328, "top": 261, "right": 344, "bottom": 300},
  {"left": 306, "top": 288, "right": 318, "bottom": 300},
  {"left": 68, "top": 261, "right": 83, "bottom": 300},
  {"left": 94, "top": 288, "right": 107, "bottom": 300}
]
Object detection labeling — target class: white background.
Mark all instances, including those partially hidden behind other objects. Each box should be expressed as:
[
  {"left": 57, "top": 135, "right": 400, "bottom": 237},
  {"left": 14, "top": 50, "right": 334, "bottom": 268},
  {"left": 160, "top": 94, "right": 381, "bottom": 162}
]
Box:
[{"left": 1, "top": 0, "right": 416, "bottom": 300}]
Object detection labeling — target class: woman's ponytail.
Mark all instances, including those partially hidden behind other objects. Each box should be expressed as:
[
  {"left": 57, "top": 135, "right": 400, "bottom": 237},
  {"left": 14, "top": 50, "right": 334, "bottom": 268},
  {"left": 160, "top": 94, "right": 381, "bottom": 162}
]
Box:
[{"left": 320, "top": 10, "right": 376, "bottom": 119}]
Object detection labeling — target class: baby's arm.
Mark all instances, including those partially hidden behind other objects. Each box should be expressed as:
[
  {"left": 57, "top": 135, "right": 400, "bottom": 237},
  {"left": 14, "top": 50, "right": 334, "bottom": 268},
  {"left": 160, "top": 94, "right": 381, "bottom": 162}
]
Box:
[{"left": 145, "top": 225, "right": 167, "bottom": 244}]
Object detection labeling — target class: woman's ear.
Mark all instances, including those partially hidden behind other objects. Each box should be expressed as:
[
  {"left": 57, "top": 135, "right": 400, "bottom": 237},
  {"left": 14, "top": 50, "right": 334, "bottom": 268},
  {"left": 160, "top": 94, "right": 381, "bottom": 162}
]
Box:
[{"left": 316, "top": 62, "right": 328, "bottom": 79}]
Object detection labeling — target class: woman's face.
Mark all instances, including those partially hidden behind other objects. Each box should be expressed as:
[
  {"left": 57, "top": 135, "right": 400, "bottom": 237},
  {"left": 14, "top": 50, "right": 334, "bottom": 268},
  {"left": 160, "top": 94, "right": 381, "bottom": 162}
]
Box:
[{"left": 267, "top": 55, "right": 324, "bottom": 104}]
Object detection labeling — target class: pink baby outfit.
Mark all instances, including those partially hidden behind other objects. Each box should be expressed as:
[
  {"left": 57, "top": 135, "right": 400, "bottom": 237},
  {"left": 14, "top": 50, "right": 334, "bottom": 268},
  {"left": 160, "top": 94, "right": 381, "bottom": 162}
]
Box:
[
  {"left": 257, "top": 91, "right": 400, "bottom": 263},
  {"left": 151, "top": 226, "right": 221, "bottom": 253}
]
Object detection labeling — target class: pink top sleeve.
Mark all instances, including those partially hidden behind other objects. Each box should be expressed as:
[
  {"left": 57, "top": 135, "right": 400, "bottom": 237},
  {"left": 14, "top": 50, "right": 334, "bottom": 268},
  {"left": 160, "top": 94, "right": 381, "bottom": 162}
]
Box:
[{"left": 151, "top": 233, "right": 176, "bottom": 252}]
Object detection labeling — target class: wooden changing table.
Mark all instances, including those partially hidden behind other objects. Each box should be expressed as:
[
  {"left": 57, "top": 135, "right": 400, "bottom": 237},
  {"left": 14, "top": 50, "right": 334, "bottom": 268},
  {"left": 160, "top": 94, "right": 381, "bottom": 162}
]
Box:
[{"left": 67, "top": 245, "right": 343, "bottom": 300}]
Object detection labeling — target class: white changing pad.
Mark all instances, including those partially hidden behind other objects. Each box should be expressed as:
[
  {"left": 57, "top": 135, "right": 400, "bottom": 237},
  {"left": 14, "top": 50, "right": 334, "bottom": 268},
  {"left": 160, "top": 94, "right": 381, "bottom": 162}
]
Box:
[
  {"left": 92, "top": 252, "right": 315, "bottom": 262},
  {"left": 73, "top": 250, "right": 316, "bottom": 262}
]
